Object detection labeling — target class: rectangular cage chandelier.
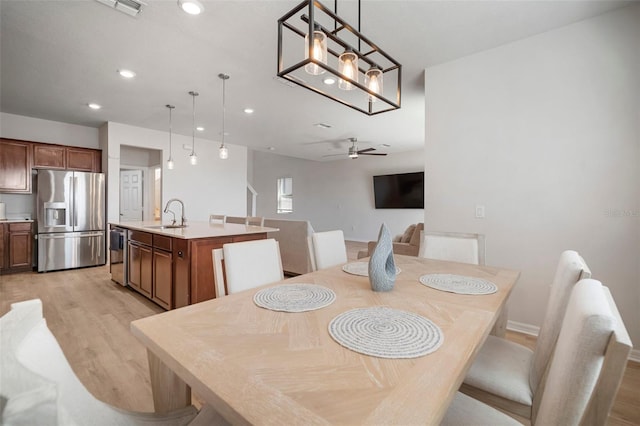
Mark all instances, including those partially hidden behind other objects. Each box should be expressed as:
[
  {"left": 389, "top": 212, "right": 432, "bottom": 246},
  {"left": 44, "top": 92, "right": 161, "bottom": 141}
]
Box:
[{"left": 277, "top": 0, "right": 402, "bottom": 116}]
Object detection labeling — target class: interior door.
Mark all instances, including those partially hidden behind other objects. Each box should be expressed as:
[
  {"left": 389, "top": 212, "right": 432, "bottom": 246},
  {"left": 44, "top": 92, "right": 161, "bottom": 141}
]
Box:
[{"left": 120, "top": 170, "right": 143, "bottom": 221}]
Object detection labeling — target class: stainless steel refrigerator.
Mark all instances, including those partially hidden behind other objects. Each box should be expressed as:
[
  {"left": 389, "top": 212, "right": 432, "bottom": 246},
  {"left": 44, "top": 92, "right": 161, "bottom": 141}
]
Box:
[{"left": 37, "top": 169, "right": 106, "bottom": 272}]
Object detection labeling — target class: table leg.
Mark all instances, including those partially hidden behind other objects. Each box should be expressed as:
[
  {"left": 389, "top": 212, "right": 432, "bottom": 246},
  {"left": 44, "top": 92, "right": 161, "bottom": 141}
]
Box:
[
  {"left": 147, "top": 349, "right": 191, "bottom": 412},
  {"left": 490, "top": 305, "right": 508, "bottom": 337}
]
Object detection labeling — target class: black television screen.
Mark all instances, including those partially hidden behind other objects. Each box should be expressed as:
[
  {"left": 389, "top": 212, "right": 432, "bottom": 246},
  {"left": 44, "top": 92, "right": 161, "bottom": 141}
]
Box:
[{"left": 373, "top": 172, "right": 424, "bottom": 209}]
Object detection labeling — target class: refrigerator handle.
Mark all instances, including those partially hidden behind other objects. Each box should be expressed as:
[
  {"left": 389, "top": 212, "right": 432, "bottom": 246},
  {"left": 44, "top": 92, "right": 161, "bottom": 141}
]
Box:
[{"left": 73, "top": 176, "right": 78, "bottom": 227}]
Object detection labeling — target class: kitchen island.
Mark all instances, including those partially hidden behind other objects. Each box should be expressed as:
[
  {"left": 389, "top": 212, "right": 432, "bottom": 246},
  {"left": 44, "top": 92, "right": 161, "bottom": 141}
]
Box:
[{"left": 110, "top": 221, "right": 278, "bottom": 309}]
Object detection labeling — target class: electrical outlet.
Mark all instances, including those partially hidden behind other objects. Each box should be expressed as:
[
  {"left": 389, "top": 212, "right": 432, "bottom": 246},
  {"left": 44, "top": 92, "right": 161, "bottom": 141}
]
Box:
[{"left": 475, "top": 205, "right": 485, "bottom": 218}]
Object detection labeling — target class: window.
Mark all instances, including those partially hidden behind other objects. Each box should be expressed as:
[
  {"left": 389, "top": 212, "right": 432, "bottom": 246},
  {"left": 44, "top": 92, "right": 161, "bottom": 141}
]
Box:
[{"left": 277, "top": 177, "right": 293, "bottom": 214}]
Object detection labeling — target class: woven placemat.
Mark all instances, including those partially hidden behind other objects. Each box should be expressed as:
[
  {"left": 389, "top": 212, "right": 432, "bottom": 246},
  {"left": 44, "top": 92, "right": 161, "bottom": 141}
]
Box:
[
  {"left": 253, "top": 283, "right": 336, "bottom": 313},
  {"left": 342, "top": 262, "right": 401, "bottom": 277},
  {"left": 328, "top": 307, "right": 443, "bottom": 359},
  {"left": 419, "top": 274, "right": 497, "bottom": 295}
]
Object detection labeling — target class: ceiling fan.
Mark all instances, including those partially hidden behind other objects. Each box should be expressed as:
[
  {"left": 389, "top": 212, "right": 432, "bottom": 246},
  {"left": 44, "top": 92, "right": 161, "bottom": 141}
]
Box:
[{"left": 322, "top": 138, "right": 387, "bottom": 159}]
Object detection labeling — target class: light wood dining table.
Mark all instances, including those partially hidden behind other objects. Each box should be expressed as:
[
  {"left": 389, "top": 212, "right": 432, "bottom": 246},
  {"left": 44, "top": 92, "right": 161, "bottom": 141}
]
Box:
[{"left": 131, "top": 255, "right": 519, "bottom": 425}]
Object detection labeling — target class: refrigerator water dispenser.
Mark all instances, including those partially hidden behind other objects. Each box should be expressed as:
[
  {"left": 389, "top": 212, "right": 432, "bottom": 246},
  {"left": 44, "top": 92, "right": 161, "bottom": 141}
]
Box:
[{"left": 44, "top": 202, "right": 67, "bottom": 227}]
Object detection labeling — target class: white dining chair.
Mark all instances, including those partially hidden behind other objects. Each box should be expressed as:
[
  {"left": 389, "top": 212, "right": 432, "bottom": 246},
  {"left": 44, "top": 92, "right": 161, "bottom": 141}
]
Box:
[
  {"left": 444, "top": 278, "right": 631, "bottom": 426},
  {"left": 418, "top": 230, "right": 485, "bottom": 265},
  {"left": 245, "top": 216, "right": 264, "bottom": 226},
  {"left": 307, "top": 230, "right": 348, "bottom": 271},
  {"left": 212, "top": 238, "right": 283, "bottom": 297},
  {"left": 460, "top": 250, "right": 592, "bottom": 419},
  {"left": 209, "top": 214, "right": 227, "bottom": 224}
]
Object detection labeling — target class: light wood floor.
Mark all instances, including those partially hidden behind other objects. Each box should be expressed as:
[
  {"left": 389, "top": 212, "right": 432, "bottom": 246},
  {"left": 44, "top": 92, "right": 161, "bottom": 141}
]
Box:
[{"left": 0, "top": 241, "right": 637, "bottom": 424}]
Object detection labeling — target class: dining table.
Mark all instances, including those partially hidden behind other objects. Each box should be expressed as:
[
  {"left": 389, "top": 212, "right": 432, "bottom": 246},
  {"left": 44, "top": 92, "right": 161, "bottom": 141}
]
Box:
[{"left": 130, "top": 254, "right": 520, "bottom": 425}]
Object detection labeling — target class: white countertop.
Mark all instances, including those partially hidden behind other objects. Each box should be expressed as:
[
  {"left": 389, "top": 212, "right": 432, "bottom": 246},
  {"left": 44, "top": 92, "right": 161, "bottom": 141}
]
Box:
[
  {"left": 111, "top": 221, "right": 278, "bottom": 240},
  {"left": 0, "top": 219, "right": 34, "bottom": 223}
]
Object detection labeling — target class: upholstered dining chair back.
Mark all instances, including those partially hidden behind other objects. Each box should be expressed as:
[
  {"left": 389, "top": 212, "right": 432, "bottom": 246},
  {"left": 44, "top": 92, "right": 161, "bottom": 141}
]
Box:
[
  {"left": 0, "top": 299, "right": 201, "bottom": 425},
  {"left": 245, "top": 216, "right": 265, "bottom": 227},
  {"left": 213, "top": 238, "right": 283, "bottom": 297},
  {"left": 209, "top": 214, "right": 227, "bottom": 224},
  {"left": 532, "top": 279, "right": 631, "bottom": 426},
  {"left": 307, "top": 230, "right": 348, "bottom": 271},
  {"left": 418, "top": 231, "right": 485, "bottom": 265},
  {"left": 529, "top": 250, "right": 591, "bottom": 392}
]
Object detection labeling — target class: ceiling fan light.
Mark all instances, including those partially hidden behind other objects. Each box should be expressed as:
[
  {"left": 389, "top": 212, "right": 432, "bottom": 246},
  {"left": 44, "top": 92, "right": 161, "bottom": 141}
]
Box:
[
  {"left": 304, "top": 27, "right": 327, "bottom": 76},
  {"left": 348, "top": 146, "right": 358, "bottom": 158},
  {"left": 338, "top": 50, "right": 358, "bottom": 91},
  {"left": 179, "top": 0, "right": 203, "bottom": 15}
]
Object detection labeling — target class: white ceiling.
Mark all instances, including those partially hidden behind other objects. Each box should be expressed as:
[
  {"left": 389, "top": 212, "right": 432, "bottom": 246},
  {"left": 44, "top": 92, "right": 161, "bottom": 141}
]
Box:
[{"left": 0, "top": 0, "right": 630, "bottom": 161}]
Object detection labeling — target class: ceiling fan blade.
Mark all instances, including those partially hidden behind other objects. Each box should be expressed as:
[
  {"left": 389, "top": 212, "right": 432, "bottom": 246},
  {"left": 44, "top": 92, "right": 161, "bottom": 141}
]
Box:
[
  {"left": 357, "top": 148, "right": 376, "bottom": 154},
  {"left": 360, "top": 152, "right": 388, "bottom": 156}
]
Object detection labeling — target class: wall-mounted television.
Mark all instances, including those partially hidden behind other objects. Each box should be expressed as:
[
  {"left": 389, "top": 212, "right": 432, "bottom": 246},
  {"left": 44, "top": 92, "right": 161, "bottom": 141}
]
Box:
[{"left": 373, "top": 171, "right": 424, "bottom": 209}]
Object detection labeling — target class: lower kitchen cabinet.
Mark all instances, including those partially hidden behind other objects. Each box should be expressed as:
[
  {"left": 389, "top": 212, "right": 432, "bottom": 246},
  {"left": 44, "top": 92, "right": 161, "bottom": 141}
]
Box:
[
  {"left": 0, "top": 222, "right": 34, "bottom": 274},
  {"left": 127, "top": 230, "right": 173, "bottom": 309},
  {"left": 152, "top": 249, "right": 173, "bottom": 309}
]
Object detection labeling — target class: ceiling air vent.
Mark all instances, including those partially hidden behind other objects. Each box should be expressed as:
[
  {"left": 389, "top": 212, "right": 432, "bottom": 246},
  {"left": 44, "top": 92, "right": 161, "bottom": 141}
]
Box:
[{"left": 95, "top": 0, "right": 146, "bottom": 17}]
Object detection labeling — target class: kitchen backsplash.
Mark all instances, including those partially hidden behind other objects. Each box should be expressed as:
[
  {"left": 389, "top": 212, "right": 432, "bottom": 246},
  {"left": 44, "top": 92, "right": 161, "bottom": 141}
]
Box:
[{"left": 0, "top": 193, "right": 35, "bottom": 220}]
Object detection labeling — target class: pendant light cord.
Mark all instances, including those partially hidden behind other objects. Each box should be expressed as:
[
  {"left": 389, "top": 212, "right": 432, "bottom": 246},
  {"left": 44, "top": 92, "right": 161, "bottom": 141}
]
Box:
[
  {"left": 191, "top": 93, "right": 196, "bottom": 155},
  {"left": 222, "top": 77, "right": 226, "bottom": 147}
]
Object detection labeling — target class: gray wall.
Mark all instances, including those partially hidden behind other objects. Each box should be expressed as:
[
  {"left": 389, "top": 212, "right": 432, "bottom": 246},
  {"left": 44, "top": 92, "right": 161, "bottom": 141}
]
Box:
[
  {"left": 424, "top": 5, "right": 640, "bottom": 347},
  {"left": 252, "top": 150, "right": 425, "bottom": 241}
]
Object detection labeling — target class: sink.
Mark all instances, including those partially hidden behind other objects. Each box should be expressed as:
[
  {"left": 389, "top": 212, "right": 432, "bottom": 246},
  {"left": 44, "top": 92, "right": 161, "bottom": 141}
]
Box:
[{"left": 144, "top": 225, "right": 187, "bottom": 229}]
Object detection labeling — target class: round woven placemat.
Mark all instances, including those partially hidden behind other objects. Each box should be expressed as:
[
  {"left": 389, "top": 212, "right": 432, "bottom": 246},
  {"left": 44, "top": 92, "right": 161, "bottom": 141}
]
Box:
[
  {"left": 328, "top": 307, "right": 443, "bottom": 359},
  {"left": 419, "top": 274, "right": 497, "bottom": 295},
  {"left": 342, "top": 262, "right": 401, "bottom": 277},
  {"left": 253, "top": 283, "right": 336, "bottom": 313}
]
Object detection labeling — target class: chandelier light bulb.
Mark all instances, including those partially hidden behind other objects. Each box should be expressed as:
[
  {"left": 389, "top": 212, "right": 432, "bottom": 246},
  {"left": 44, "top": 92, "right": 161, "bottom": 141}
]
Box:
[
  {"left": 304, "top": 28, "right": 327, "bottom": 75},
  {"left": 338, "top": 50, "right": 358, "bottom": 91},
  {"left": 365, "top": 66, "right": 383, "bottom": 102}
]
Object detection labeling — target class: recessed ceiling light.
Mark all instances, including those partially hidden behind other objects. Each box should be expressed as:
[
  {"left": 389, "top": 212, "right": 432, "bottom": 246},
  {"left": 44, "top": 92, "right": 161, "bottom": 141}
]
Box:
[
  {"left": 244, "top": 108, "right": 254, "bottom": 114},
  {"left": 196, "top": 126, "right": 204, "bottom": 131},
  {"left": 88, "top": 103, "right": 101, "bottom": 110},
  {"left": 323, "top": 77, "right": 336, "bottom": 85},
  {"left": 314, "top": 122, "right": 332, "bottom": 129},
  {"left": 268, "top": 146, "right": 276, "bottom": 151},
  {"left": 178, "top": 0, "right": 203, "bottom": 15},
  {"left": 118, "top": 69, "right": 136, "bottom": 78}
]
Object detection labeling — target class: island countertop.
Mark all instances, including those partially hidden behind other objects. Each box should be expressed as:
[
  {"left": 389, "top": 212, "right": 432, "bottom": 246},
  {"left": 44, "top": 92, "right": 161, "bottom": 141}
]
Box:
[{"left": 110, "top": 221, "right": 278, "bottom": 240}]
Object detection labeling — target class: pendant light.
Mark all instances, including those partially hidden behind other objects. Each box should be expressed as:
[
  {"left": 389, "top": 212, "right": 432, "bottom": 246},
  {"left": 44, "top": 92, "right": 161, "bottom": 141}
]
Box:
[
  {"left": 218, "top": 73, "right": 230, "bottom": 160},
  {"left": 188, "top": 91, "right": 199, "bottom": 165},
  {"left": 365, "top": 66, "right": 383, "bottom": 102},
  {"left": 303, "top": 24, "right": 327, "bottom": 75},
  {"left": 166, "top": 104, "right": 175, "bottom": 170}
]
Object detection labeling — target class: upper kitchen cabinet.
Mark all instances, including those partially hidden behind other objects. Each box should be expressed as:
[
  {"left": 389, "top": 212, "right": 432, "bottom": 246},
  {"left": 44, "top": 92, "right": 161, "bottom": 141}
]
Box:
[
  {"left": 33, "top": 143, "right": 102, "bottom": 173},
  {"left": 32, "top": 143, "right": 66, "bottom": 169},
  {"left": 0, "top": 139, "right": 32, "bottom": 193},
  {"left": 67, "top": 147, "right": 101, "bottom": 172}
]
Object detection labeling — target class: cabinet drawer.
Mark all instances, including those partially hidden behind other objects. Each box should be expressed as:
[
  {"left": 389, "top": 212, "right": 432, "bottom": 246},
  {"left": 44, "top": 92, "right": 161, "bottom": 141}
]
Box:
[
  {"left": 129, "top": 230, "right": 152, "bottom": 246},
  {"left": 9, "top": 222, "right": 32, "bottom": 232},
  {"left": 153, "top": 234, "right": 172, "bottom": 251}
]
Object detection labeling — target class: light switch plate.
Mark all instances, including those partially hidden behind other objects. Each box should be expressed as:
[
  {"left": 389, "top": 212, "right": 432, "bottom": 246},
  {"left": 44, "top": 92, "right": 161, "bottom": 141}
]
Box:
[{"left": 475, "top": 205, "right": 485, "bottom": 218}]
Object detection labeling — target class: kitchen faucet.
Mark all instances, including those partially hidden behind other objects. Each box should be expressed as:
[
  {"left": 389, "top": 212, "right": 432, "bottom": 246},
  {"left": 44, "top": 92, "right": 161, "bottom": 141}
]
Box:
[{"left": 163, "top": 199, "right": 186, "bottom": 226}]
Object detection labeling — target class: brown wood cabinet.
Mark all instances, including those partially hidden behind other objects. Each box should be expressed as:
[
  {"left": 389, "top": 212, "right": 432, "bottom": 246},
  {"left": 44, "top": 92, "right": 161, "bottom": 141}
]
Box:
[
  {"left": 128, "top": 231, "right": 153, "bottom": 298},
  {"left": 0, "top": 222, "right": 33, "bottom": 274},
  {"left": 127, "top": 231, "right": 174, "bottom": 309},
  {"left": 1, "top": 139, "right": 101, "bottom": 194},
  {"left": 32, "top": 144, "right": 66, "bottom": 169},
  {"left": 67, "top": 147, "right": 100, "bottom": 172},
  {"left": 0, "top": 139, "right": 32, "bottom": 193}
]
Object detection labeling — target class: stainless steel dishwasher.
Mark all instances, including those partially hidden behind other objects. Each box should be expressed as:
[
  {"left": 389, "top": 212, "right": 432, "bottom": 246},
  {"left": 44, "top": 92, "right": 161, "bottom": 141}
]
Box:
[{"left": 109, "top": 226, "right": 128, "bottom": 286}]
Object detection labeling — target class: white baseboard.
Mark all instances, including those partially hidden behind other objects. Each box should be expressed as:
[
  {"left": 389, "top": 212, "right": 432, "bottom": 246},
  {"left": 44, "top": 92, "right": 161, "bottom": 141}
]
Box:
[{"left": 507, "top": 320, "right": 640, "bottom": 363}]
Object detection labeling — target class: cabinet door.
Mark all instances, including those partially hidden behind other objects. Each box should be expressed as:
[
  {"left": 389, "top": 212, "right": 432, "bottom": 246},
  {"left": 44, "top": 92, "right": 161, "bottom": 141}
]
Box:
[
  {"left": 8, "top": 231, "right": 32, "bottom": 268},
  {"left": 153, "top": 249, "right": 173, "bottom": 310},
  {"left": 128, "top": 242, "right": 142, "bottom": 290},
  {"left": 139, "top": 245, "right": 153, "bottom": 297},
  {"left": 66, "top": 147, "right": 95, "bottom": 172},
  {"left": 33, "top": 144, "right": 66, "bottom": 169},
  {"left": 0, "top": 225, "right": 6, "bottom": 270},
  {"left": 0, "top": 139, "right": 32, "bottom": 193}
]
